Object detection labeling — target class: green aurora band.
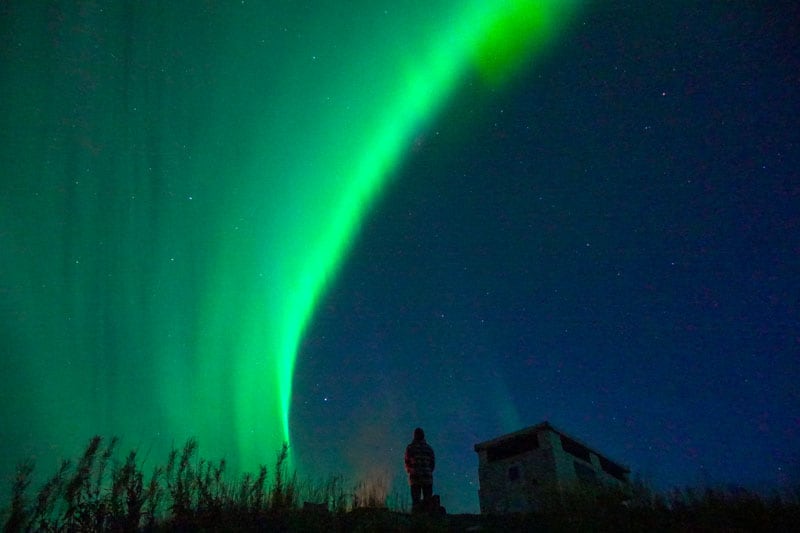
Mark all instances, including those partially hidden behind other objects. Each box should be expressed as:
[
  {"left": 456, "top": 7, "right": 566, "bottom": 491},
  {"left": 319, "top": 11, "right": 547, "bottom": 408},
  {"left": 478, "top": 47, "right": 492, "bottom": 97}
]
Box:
[{"left": 1, "top": 0, "right": 579, "bottom": 476}]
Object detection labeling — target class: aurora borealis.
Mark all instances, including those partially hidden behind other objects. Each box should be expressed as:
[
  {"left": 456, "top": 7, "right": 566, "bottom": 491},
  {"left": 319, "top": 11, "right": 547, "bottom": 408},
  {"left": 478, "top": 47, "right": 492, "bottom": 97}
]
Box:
[
  {"left": 2, "top": 0, "right": 799, "bottom": 515},
  {"left": 1, "top": 0, "right": 579, "bottom": 505}
]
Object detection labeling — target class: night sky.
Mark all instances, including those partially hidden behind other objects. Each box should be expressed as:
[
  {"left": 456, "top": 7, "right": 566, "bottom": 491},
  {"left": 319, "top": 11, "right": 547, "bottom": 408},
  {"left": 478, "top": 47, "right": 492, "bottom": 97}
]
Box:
[{"left": 2, "top": 1, "right": 799, "bottom": 515}]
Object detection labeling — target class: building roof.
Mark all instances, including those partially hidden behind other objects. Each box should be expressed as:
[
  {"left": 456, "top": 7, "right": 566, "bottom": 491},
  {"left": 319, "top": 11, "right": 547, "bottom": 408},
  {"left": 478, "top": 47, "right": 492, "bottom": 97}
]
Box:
[{"left": 473, "top": 420, "right": 630, "bottom": 475}]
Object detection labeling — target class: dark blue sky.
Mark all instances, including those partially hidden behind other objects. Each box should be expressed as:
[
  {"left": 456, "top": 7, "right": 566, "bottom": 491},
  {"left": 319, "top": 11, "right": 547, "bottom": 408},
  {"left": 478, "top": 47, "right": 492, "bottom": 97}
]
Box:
[{"left": 292, "top": 1, "right": 799, "bottom": 512}]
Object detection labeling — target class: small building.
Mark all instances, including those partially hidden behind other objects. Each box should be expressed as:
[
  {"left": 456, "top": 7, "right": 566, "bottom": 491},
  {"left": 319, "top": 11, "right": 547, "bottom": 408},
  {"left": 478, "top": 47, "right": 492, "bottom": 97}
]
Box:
[{"left": 474, "top": 421, "right": 630, "bottom": 514}]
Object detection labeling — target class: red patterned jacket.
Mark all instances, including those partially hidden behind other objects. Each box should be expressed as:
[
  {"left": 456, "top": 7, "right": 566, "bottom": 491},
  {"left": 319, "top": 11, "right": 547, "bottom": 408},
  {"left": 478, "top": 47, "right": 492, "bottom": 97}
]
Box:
[{"left": 404, "top": 437, "right": 435, "bottom": 486}]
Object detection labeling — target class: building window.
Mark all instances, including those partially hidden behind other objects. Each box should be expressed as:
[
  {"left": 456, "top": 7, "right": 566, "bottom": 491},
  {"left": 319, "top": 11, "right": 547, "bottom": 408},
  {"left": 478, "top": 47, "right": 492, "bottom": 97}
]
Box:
[
  {"left": 560, "top": 435, "right": 592, "bottom": 463},
  {"left": 599, "top": 455, "right": 628, "bottom": 482},
  {"left": 487, "top": 433, "right": 540, "bottom": 462},
  {"left": 508, "top": 465, "right": 520, "bottom": 481}
]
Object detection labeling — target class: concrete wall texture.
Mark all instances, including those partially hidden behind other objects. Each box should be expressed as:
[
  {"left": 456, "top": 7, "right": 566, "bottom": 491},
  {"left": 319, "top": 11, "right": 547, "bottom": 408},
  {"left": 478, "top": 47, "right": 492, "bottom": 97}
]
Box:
[{"left": 474, "top": 422, "right": 629, "bottom": 514}]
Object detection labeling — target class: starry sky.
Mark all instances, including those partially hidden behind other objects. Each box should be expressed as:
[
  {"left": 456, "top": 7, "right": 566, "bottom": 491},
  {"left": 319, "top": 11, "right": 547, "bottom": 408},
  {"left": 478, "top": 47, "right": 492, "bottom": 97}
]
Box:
[{"left": 1, "top": 1, "right": 799, "bottom": 515}]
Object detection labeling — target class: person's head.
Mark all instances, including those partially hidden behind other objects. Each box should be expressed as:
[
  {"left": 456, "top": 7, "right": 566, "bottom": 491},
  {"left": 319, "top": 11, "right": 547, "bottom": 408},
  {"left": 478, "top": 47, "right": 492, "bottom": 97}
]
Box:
[{"left": 413, "top": 427, "right": 425, "bottom": 441}]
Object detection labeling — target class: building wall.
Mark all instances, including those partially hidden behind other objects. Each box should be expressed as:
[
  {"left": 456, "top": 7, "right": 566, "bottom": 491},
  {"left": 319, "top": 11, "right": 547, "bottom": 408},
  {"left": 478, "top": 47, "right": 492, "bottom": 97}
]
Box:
[
  {"left": 550, "top": 429, "right": 629, "bottom": 488},
  {"left": 476, "top": 427, "right": 630, "bottom": 514},
  {"left": 477, "top": 430, "right": 560, "bottom": 513}
]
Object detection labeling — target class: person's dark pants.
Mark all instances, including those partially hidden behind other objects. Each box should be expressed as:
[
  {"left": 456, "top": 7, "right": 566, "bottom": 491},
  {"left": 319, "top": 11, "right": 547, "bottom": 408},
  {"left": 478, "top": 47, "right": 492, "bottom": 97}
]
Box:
[{"left": 410, "top": 483, "right": 433, "bottom": 508}]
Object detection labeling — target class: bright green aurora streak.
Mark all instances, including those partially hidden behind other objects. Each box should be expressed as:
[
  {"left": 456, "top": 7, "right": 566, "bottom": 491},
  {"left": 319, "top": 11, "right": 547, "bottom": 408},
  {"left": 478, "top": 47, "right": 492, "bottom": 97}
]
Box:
[{"left": 0, "top": 0, "right": 579, "bottom": 477}]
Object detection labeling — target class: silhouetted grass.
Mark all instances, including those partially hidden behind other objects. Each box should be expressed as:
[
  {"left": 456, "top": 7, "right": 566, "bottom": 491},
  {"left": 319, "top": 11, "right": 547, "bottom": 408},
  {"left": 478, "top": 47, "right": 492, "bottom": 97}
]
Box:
[
  {"left": 480, "top": 480, "right": 800, "bottom": 532},
  {"left": 3, "top": 436, "right": 798, "bottom": 531},
  {"left": 0, "top": 437, "right": 407, "bottom": 531}
]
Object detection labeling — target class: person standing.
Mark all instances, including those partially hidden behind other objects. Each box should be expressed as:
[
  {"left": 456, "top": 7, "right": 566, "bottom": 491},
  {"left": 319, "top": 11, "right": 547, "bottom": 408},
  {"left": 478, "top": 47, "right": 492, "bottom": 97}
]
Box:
[{"left": 404, "top": 427, "right": 435, "bottom": 510}]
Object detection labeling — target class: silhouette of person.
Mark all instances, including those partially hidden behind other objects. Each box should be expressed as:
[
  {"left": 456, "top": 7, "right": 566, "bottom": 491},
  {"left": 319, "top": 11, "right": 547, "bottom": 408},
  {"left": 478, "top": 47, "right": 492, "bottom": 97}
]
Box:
[{"left": 404, "top": 427, "right": 435, "bottom": 510}]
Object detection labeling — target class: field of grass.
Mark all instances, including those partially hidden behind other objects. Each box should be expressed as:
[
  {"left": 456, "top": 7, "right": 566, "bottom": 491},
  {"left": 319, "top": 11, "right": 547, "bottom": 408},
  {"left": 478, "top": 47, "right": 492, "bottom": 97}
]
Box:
[{"left": 2, "top": 436, "right": 798, "bottom": 531}]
